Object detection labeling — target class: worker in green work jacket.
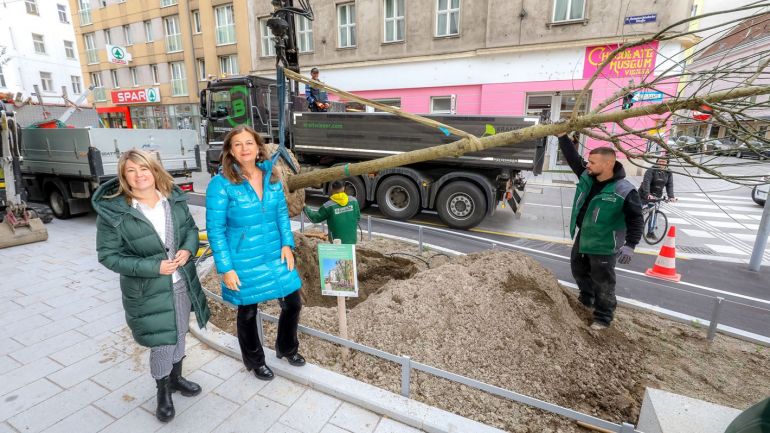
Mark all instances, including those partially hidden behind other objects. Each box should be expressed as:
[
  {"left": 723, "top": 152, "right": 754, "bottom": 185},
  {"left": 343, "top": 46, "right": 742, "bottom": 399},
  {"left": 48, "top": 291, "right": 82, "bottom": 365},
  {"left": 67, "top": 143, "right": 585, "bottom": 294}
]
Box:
[{"left": 304, "top": 180, "right": 361, "bottom": 244}]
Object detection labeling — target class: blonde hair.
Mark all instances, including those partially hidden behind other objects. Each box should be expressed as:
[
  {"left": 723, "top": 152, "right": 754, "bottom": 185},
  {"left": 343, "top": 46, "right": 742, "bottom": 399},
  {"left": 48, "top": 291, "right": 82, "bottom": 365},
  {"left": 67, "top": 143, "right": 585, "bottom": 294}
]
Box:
[
  {"left": 109, "top": 149, "right": 174, "bottom": 200},
  {"left": 221, "top": 125, "right": 273, "bottom": 184}
]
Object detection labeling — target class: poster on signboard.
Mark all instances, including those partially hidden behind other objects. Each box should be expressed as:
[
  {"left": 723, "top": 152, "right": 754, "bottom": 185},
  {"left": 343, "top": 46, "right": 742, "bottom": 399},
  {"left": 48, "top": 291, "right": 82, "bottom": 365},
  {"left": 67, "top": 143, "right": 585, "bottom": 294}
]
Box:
[
  {"left": 318, "top": 243, "right": 358, "bottom": 297},
  {"left": 583, "top": 41, "right": 659, "bottom": 79}
]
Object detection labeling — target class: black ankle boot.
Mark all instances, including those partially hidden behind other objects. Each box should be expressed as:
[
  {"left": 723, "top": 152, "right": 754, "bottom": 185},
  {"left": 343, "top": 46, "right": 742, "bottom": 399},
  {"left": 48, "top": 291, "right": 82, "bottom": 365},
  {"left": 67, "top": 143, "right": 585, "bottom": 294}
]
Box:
[
  {"left": 170, "top": 357, "right": 201, "bottom": 397},
  {"left": 155, "top": 376, "right": 175, "bottom": 422}
]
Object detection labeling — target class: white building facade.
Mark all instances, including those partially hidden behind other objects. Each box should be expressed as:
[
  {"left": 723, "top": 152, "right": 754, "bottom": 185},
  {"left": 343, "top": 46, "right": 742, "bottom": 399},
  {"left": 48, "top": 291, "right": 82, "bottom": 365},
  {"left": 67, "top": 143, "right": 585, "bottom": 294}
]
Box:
[{"left": 0, "top": 0, "right": 86, "bottom": 105}]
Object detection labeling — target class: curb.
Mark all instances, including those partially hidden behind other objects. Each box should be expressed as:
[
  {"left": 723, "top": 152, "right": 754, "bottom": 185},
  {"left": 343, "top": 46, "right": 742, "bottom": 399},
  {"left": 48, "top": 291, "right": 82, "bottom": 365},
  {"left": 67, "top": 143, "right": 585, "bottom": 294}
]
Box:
[{"left": 189, "top": 322, "right": 506, "bottom": 433}]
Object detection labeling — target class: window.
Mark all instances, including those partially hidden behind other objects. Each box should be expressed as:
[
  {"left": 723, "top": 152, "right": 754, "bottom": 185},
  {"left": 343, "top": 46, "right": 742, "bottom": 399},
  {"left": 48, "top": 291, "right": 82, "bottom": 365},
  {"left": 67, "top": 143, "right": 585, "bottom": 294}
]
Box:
[
  {"left": 90, "top": 71, "right": 102, "bottom": 87},
  {"left": 25, "top": 0, "right": 38, "bottom": 15},
  {"left": 384, "top": 0, "right": 404, "bottom": 42},
  {"left": 84, "top": 33, "right": 98, "bottom": 63},
  {"left": 144, "top": 20, "right": 154, "bottom": 42},
  {"left": 150, "top": 64, "right": 159, "bottom": 84},
  {"left": 164, "top": 16, "right": 182, "bottom": 52},
  {"left": 430, "top": 96, "right": 453, "bottom": 114},
  {"left": 104, "top": 29, "right": 112, "bottom": 45},
  {"left": 215, "top": 5, "right": 235, "bottom": 45},
  {"left": 64, "top": 41, "right": 76, "bottom": 59},
  {"left": 297, "top": 16, "right": 313, "bottom": 52},
  {"left": 160, "top": 0, "right": 177, "bottom": 7},
  {"left": 40, "top": 72, "right": 53, "bottom": 92},
  {"left": 552, "top": 0, "right": 585, "bottom": 22},
  {"left": 218, "top": 55, "right": 238, "bottom": 76},
  {"left": 123, "top": 25, "right": 132, "bottom": 45},
  {"left": 436, "top": 0, "right": 459, "bottom": 36},
  {"left": 0, "top": 66, "right": 6, "bottom": 88},
  {"left": 197, "top": 58, "right": 206, "bottom": 81},
  {"left": 170, "top": 61, "right": 186, "bottom": 96},
  {"left": 259, "top": 18, "right": 275, "bottom": 57},
  {"left": 111, "top": 69, "right": 119, "bottom": 88},
  {"left": 337, "top": 3, "right": 356, "bottom": 48},
  {"left": 78, "top": 0, "right": 91, "bottom": 25},
  {"left": 373, "top": 98, "right": 401, "bottom": 112},
  {"left": 191, "top": 9, "right": 201, "bottom": 34},
  {"left": 57, "top": 4, "right": 69, "bottom": 23},
  {"left": 129, "top": 67, "right": 138, "bottom": 86},
  {"left": 71, "top": 75, "right": 82, "bottom": 93},
  {"left": 32, "top": 34, "right": 46, "bottom": 54}
]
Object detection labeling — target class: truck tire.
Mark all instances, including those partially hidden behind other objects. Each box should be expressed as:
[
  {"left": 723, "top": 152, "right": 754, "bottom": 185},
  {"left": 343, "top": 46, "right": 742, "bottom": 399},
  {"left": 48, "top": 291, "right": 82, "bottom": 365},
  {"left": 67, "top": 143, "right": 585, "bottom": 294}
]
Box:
[
  {"left": 436, "top": 181, "right": 486, "bottom": 230},
  {"left": 48, "top": 186, "right": 72, "bottom": 219},
  {"left": 28, "top": 203, "right": 55, "bottom": 224},
  {"left": 343, "top": 176, "right": 368, "bottom": 208},
  {"left": 376, "top": 175, "right": 420, "bottom": 220}
]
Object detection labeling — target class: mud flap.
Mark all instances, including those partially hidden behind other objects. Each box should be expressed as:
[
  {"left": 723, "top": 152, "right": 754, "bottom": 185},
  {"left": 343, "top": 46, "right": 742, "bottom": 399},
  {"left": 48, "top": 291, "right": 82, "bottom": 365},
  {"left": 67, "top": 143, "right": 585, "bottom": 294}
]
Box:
[{"left": 507, "top": 180, "right": 527, "bottom": 218}]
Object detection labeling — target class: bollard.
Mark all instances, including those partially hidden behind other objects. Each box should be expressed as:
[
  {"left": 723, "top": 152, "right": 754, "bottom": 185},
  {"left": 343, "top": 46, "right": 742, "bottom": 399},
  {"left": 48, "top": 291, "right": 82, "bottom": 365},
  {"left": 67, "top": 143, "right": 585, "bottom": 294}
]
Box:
[
  {"left": 418, "top": 226, "right": 423, "bottom": 252},
  {"left": 300, "top": 211, "right": 305, "bottom": 233},
  {"left": 707, "top": 297, "right": 724, "bottom": 341},
  {"left": 491, "top": 242, "right": 496, "bottom": 249},
  {"left": 256, "top": 310, "right": 265, "bottom": 344},
  {"left": 400, "top": 355, "right": 411, "bottom": 397},
  {"left": 367, "top": 215, "right": 372, "bottom": 241}
]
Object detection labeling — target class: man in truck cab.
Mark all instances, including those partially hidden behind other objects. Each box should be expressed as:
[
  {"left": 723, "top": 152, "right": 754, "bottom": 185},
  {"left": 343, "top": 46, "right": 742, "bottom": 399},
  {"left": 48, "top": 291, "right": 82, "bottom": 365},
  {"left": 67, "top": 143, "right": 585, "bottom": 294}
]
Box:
[
  {"left": 304, "top": 180, "right": 360, "bottom": 244},
  {"left": 556, "top": 132, "right": 644, "bottom": 331},
  {"left": 306, "top": 67, "right": 330, "bottom": 112}
]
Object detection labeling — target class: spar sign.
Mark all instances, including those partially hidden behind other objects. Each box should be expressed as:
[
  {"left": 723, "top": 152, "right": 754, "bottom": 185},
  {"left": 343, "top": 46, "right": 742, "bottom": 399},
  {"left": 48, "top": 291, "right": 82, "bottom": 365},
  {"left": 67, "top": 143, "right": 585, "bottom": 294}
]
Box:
[
  {"left": 111, "top": 87, "right": 161, "bottom": 104},
  {"left": 583, "top": 41, "right": 659, "bottom": 79},
  {"left": 106, "top": 44, "right": 132, "bottom": 65}
]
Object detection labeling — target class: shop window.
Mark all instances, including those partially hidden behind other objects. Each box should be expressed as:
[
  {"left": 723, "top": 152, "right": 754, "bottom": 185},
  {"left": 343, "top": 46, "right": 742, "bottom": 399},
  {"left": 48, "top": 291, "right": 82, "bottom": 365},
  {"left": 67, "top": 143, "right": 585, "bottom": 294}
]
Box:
[{"left": 430, "top": 96, "right": 454, "bottom": 114}]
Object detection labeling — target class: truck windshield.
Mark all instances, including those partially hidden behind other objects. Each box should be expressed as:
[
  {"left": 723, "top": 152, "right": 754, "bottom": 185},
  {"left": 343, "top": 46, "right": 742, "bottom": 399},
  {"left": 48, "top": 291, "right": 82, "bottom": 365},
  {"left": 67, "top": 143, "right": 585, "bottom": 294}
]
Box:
[{"left": 210, "top": 90, "right": 233, "bottom": 119}]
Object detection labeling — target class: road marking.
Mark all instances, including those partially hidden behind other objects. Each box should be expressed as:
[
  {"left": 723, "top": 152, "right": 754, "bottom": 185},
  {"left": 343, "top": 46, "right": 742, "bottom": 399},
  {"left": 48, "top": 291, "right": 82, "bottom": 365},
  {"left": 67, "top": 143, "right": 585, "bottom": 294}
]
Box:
[
  {"left": 706, "top": 244, "right": 748, "bottom": 255},
  {"left": 677, "top": 197, "right": 749, "bottom": 205},
  {"left": 681, "top": 229, "right": 716, "bottom": 238},
  {"left": 525, "top": 203, "right": 572, "bottom": 209},
  {"left": 667, "top": 217, "right": 692, "bottom": 226},
  {"left": 683, "top": 210, "right": 757, "bottom": 220},
  {"left": 707, "top": 221, "right": 759, "bottom": 230},
  {"left": 694, "top": 193, "right": 755, "bottom": 200}
]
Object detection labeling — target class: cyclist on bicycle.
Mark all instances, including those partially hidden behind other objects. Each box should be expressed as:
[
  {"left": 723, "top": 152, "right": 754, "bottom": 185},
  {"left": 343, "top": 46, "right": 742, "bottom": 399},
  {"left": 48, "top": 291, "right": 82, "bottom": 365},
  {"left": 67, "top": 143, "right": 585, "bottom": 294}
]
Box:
[{"left": 639, "top": 158, "right": 677, "bottom": 239}]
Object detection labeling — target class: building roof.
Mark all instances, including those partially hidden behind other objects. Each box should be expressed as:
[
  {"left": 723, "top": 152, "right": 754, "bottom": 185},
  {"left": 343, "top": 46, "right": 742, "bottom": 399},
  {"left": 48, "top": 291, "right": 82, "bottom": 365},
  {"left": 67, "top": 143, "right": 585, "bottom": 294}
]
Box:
[{"left": 696, "top": 11, "right": 770, "bottom": 60}]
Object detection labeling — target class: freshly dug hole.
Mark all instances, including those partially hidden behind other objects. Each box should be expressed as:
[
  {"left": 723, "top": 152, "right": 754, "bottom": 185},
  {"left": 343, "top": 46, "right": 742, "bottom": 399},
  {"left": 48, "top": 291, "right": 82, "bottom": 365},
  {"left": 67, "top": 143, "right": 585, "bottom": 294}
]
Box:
[{"left": 202, "top": 233, "right": 770, "bottom": 433}]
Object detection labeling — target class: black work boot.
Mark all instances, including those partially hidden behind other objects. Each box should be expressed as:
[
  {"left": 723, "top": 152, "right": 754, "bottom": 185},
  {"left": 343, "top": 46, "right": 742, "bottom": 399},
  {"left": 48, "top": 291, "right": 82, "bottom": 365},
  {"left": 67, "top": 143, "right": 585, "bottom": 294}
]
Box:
[
  {"left": 170, "top": 357, "right": 201, "bottom": 397},
  {"left": 155, "top": 376, "right": 175, "bottom": 422}
]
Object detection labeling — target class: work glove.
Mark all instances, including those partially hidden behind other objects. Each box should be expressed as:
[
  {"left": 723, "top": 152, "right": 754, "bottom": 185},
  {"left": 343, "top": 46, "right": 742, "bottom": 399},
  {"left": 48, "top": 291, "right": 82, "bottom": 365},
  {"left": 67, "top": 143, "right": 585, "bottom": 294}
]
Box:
[{"left": 617, "top": 245, "right": 634, "bottom": 265}]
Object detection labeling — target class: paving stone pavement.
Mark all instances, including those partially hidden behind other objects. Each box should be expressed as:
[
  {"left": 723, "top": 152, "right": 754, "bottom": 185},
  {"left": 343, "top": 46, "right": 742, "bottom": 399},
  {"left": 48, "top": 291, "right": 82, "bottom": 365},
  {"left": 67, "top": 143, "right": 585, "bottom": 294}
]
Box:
[{"left": 0, "top": 214, "right": 427, "bottom": 433}]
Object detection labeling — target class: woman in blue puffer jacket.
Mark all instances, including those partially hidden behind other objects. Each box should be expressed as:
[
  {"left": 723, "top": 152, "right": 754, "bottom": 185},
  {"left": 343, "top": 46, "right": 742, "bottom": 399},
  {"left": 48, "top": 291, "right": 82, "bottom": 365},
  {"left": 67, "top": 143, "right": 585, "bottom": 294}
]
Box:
[{"left": 206, "top": 125, "right": 305, "bottom": 381}]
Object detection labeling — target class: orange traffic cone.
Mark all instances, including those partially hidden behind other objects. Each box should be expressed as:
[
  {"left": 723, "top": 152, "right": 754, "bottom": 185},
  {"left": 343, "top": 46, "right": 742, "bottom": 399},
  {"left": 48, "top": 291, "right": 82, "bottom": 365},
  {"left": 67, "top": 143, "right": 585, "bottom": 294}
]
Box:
[{"left": 645, "top": 226, "right": 682, "bottom": 282}]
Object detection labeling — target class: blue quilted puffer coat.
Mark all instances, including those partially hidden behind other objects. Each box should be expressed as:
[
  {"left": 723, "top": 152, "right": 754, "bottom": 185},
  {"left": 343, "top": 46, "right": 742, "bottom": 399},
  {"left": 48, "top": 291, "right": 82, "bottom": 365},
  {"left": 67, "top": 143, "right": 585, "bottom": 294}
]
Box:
[{"left": 205, "top": 156, "right": 301, "bottom": 306}]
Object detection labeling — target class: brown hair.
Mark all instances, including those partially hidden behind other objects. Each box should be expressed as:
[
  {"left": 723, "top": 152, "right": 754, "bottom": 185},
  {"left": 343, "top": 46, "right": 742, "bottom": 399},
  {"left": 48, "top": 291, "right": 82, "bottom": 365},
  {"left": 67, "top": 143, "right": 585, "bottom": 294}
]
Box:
[
  {"left": 589, "top": 147, "right": 617, "bottom": 158},
  {"left": 109, "top": 149, "right": 174, "bottom": 200},
  {"left": 221, "top": 125, "right": 269, "bottom": 184}
]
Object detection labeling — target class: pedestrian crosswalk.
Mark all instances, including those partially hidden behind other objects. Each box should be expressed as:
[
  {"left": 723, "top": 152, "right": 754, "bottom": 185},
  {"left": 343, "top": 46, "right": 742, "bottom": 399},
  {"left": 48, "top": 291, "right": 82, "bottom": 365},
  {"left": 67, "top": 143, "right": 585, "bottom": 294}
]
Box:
[{"left": 658, "top": 192, "right": 770, "bottom": 262}]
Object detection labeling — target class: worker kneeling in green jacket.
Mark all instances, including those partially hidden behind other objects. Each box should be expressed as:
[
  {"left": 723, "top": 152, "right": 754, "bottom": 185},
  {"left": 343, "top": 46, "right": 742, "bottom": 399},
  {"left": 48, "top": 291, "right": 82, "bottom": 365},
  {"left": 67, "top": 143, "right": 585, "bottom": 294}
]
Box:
[{"left": 304, "top": 180, "right": 361, "bottom": 244}]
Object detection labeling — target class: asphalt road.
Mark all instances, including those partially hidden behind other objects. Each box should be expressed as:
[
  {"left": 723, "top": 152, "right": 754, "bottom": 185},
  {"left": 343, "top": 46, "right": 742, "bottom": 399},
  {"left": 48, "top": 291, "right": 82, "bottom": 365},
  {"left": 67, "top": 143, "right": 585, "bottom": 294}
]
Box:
[{"left": 188, "top": 191, "right": 770, "bottom": 339}]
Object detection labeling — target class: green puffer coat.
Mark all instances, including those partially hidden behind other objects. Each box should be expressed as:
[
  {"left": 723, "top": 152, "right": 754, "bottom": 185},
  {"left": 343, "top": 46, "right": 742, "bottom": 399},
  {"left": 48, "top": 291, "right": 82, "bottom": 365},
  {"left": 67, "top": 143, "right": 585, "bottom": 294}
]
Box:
[{"left": 93, "top": 178, "right": 210, "bottom": 347}]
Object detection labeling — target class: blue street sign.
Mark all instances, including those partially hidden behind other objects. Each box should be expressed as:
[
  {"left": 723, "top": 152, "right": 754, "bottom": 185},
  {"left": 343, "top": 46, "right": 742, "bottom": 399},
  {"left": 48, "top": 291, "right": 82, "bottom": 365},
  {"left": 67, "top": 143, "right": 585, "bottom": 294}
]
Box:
[
  {"left": 632, "top": 91, "right": 664, "bottom": 102},
  {"left": 625, "top": 14, "right": 657, "bottom": 25}
]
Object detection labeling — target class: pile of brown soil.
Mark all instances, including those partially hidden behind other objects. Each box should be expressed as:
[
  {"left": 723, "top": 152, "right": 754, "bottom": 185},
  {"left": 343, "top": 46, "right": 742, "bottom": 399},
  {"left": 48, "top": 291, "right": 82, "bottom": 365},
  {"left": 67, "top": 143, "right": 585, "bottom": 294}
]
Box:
[{"left": 202, "top": 234, "right": 770, "bottom": 433}]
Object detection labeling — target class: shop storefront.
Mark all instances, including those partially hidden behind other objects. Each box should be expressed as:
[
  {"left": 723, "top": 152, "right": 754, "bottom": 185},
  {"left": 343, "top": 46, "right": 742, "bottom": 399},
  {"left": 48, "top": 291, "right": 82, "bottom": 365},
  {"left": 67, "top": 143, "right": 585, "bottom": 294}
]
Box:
[{"left": 106, "top": 87, "right": 201, "bottom": 133}]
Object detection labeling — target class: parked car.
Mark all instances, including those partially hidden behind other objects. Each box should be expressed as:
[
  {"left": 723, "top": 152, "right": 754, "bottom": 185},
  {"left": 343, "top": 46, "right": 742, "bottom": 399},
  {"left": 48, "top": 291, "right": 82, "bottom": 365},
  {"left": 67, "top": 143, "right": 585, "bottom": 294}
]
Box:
[
  {"left": 734, "top": 140, "right": 770, "bottom": 159},
  {"left": 675, "top": 135, "right": 716, "bottom": 153},
  {"left": 752, "top": 182, "right": 768, "bottom": 206}
]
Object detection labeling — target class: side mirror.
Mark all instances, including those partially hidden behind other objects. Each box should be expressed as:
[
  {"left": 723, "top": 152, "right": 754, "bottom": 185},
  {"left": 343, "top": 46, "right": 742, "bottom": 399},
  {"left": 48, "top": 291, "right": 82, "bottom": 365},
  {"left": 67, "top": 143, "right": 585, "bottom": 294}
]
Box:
[{"left": 199, "top": 89, "right": 208, "bottom": 117}]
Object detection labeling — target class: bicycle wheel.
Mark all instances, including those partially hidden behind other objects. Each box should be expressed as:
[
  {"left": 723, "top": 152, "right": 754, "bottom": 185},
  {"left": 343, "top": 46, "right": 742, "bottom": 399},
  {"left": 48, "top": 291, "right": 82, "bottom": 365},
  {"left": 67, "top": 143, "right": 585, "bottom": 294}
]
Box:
[{"left": 643, "top": 210, "right": 668, "bottom": 245}]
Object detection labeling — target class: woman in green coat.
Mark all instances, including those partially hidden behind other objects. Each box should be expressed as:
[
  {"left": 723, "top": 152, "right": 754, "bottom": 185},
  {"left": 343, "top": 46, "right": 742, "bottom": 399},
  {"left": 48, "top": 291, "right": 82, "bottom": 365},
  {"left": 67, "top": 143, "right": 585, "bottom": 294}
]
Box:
[{"left": 93, "top": 149, "right": 210, "bottom": 423}]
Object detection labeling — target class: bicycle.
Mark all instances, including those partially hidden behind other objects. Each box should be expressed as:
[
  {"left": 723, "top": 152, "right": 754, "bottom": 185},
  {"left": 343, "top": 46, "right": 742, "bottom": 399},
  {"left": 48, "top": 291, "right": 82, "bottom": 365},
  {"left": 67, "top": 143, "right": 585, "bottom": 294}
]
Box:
[{"left": 641, "top": 198, "right": 670, "bottom": 245}]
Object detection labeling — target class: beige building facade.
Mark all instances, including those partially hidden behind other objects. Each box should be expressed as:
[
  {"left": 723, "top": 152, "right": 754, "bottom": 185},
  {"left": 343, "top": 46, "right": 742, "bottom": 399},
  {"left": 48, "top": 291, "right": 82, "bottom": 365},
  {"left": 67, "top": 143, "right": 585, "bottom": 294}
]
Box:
[{"left": 69, "top": 0, "right": 252, "bottom": 131}]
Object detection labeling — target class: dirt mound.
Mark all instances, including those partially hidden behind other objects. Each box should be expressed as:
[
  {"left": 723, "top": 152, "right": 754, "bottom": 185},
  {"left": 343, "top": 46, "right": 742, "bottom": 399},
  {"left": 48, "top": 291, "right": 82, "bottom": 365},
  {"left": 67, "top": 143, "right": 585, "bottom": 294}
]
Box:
[{"left": 203, "top": 235, "right": 770, "bottom": 433}]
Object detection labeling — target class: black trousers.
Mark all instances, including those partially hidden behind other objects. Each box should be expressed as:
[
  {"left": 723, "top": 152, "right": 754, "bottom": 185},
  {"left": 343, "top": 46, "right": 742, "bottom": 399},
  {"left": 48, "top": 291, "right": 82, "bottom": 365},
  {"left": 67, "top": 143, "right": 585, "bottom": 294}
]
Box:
[
  {"left": 236, "top": 290, "right": 302, "bottom": 369},
  {"left": 570, "top": 234, "right": 617, "bottom": 325}
]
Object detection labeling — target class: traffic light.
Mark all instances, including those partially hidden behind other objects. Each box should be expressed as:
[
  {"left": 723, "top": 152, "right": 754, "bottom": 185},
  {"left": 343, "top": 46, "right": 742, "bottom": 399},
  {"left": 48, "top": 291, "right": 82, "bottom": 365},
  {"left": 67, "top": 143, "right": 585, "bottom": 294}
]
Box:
[{"left": 622, "top": 93, "right": 635, "bottom": 110}]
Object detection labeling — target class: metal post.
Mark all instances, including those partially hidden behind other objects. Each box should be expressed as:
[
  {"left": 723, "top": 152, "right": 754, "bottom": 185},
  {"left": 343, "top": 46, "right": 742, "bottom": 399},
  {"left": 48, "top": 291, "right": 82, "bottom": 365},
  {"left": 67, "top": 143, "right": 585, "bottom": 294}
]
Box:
[
  {"left": 707, "top": 297, "right": 724, "bottom": 341},
  {"left": 300, "top": 211, "right": 305, "bottom": 233},
  {"left": 418, "top": 226, "right": 423, "bottom": 252},
  {"left": 400, "top": 355, "right": 411, "bottom": 397},
  {"left": 748, "top": 188, "right": 770, "bottom": 271},
  {"left": 491, "top": 242, "right": 496, "bottom": 250},
  {"left": 367, "top": 215, "right": 372, "bottom": 241},
  {"left": 256, "top": 309, "right": 265, "bottom": 344}
]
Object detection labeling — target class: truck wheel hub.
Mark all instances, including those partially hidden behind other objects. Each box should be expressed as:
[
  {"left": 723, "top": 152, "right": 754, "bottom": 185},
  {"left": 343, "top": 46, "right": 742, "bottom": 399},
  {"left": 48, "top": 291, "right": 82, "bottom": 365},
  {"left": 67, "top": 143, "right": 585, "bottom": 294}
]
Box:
[
  {"left": 448, "top": 194, "right": 473, "bottom": 219},
  {"left": 385, "top": 186, "right": 409, "bottom": 210}
]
